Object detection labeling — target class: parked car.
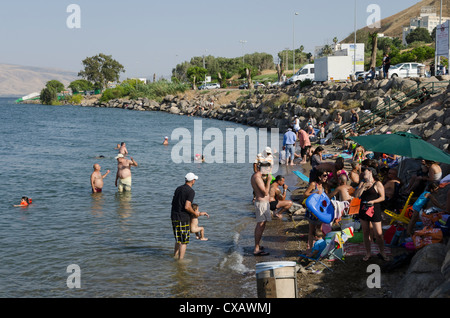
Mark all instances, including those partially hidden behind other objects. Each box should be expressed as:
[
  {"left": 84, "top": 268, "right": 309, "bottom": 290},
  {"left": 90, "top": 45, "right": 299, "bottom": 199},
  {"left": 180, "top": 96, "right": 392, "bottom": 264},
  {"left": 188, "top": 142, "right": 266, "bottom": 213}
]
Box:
[
  {"left": 239, "top": 83, "right": 249, "bottom": 89},
  {"left": 254, "top": 82, "right": 265, "bottom": 89},
  {"left": 198, "top": 83, "right": 220, "bottom": 90},
  {"left": 389, "top": 63, "right": 425, "bottom": 78},
  {"left": 357, "top": 67, "right": 382, "bottom": 81},
  {"left": 269, "top": 81, "right": 285, "bottom": 88}
]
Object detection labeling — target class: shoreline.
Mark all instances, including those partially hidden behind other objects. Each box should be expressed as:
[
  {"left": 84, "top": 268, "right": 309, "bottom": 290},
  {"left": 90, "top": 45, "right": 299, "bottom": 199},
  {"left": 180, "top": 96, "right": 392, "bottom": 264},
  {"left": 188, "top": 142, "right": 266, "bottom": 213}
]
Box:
[{"left": 13, "top": 89, "right": 450, "bottom": 297}]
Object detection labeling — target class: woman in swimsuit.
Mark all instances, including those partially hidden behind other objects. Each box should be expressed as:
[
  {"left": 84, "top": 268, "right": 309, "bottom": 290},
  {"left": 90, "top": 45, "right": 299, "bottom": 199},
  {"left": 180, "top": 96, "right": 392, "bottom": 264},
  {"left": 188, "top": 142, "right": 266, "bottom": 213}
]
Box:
[{"left": 354, "top": 166, "right": 388, "bottom": 261}]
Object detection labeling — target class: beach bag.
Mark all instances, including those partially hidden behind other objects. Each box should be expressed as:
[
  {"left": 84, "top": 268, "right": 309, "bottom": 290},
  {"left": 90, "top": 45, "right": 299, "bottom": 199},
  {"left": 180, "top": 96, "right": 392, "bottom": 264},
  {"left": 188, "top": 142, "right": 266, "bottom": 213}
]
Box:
[
  {"left": 348, "top": 197, "right": 361, "bottom": 215},
  {"left": 412, "top": 226, "right": 443, "bottom": 250},
  {"left": 421, "top": 210, "right": 443, "bottom": 227}
]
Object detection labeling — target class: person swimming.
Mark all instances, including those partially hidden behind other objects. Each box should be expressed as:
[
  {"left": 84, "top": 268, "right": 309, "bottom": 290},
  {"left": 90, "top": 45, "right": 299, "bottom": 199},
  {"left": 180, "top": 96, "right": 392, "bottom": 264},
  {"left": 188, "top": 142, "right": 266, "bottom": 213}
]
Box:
[{"left": 13, "top": 196, "right": 31, "bottom": 207}]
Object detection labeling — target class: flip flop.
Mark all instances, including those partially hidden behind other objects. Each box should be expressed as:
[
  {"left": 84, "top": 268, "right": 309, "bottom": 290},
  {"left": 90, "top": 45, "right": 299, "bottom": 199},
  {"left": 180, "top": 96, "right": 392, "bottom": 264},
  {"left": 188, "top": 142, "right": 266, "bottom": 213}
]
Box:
[
  {"left": 253, "top": 251, "right": 270, "bottom": 256},
  {"left": 362, "top": 255, "right": 371, "bottom": 261}
]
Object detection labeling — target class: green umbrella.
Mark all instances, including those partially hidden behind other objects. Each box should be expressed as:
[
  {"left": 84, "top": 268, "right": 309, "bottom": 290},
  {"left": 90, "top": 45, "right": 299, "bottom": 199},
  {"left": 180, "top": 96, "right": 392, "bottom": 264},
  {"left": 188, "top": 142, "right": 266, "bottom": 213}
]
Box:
[{"left": 350, "top": 131, "right": 450, "bottom": 164}]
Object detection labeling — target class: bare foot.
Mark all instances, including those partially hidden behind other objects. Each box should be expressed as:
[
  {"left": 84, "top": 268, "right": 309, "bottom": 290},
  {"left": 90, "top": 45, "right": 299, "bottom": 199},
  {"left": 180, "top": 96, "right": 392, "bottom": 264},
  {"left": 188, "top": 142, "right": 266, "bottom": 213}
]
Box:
[
  {"left": 199, "top": 238, "right": 208, "bottom": 241},
  {"left": 273, "top": 213, "right": 283, "bottom": 220}
]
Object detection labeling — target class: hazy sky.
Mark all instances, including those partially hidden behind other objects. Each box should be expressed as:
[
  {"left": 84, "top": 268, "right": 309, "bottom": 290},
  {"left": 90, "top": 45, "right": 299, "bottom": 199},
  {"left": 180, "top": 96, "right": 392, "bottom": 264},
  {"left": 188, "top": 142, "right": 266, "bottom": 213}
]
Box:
[{"left": 0, "top": 0, "right": 420, "bottom": 79}]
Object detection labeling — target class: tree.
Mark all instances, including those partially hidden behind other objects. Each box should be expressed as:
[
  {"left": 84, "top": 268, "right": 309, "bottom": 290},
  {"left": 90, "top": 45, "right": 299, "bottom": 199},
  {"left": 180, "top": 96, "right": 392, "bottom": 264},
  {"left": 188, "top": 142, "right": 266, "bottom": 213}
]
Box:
[
  {"left": 68, "top": 79, "right": 93, "bottom": 93},
  {"left": 46, "top": 80, "right": 65, "bottom": 93},
  {"left": 40, "top": 87, "right": 57, "bottom": 105},
  {"left": 369, "top": 32, "right": 378, "bottom": 69},
  {"left": 186, "top": 66, "right": 207, "bottom": 89},
  {"left": 78, "top": 53, "right": 125, "bottom": 90},
  {"left": 405, "top": 28, "right": 432, "bottom": 45}
]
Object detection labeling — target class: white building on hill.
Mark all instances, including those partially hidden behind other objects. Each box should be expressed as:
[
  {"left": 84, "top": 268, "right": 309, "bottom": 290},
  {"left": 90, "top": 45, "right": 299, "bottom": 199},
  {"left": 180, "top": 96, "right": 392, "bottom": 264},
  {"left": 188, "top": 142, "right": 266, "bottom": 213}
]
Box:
[{"left": 402, "top": 6, "right": 450, "bottom": 45}]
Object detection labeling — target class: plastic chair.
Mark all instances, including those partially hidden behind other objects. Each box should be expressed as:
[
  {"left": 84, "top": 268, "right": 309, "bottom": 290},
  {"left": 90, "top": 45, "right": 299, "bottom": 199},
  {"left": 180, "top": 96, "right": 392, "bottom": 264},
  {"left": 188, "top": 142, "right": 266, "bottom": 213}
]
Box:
[{"left": 384, "top": 192, "right": 414, "bottom": 225}]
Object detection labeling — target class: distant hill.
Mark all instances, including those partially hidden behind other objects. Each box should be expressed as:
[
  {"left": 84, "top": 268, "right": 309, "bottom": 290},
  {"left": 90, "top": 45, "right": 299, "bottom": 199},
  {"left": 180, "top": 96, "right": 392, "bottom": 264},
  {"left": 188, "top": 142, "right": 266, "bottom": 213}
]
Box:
[
  {"left": 342, "top": 0, "right": 450, "bottom": 41},
  {"left": 0, "top": 64, "right": 77, "bottom": 97}
]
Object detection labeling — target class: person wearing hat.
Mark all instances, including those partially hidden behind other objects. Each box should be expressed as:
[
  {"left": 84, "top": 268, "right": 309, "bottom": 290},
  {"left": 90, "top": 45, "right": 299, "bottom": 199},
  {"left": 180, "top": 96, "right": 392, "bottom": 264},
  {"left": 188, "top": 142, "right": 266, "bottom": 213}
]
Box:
[
  {"left": 171, "top": 172, "right": 202, "bottom": 260},
  {"left": 163, "top": 136, "right": 169, "bottom": 145},
  {"left": 114, "top": 153, "right": 138, "bottom": 192},
  {"left": 253, "top": 147, "right": 273, "bottom": 173}
]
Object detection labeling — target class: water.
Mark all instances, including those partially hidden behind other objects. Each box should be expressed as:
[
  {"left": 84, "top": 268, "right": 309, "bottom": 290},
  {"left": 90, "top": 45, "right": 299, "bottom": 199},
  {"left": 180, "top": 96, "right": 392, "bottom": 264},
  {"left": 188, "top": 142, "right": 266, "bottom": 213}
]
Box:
[{"left": 0, "top": 98, "right": 285, "bottom": 298}]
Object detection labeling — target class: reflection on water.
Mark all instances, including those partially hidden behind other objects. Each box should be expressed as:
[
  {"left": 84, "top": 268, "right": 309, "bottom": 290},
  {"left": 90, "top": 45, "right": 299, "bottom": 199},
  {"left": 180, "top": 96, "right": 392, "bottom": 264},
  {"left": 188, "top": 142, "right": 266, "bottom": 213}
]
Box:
[
  {"left": 90, "top": 192, "right": 105, "bottom": 217},
  {"left": 115, "top": 191, "right": 133, "bottom": 220}
]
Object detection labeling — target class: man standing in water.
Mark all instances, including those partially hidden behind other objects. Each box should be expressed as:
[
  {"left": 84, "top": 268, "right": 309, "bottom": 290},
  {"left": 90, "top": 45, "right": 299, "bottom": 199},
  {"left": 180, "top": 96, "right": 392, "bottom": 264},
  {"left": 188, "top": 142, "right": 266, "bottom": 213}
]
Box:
[
  {"left": 114, "top": 154, "right": 138, "bottom": 192},
  {"left": 90, "top": 163, "right": 110, "bottom": 193},
  {"left": 251, "top": 163, "right": 272, "bottom": 256},
  {"left": 171, "top": 172, "right": 201, "bottom": 260}
]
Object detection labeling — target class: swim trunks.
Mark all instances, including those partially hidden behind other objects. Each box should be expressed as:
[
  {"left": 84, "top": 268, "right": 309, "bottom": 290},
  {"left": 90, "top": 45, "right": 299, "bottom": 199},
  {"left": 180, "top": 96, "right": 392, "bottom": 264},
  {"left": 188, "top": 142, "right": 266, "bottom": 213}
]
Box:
[
  {"left": 269, "top": 200, "right": 278, "bottom": 211},
  {"left": 93, "top": 187, "right": 102, "bottom": 193},
  {"left": 172, "top": 220, "right": 190, "bottom": 244},
  {"left": 255, "top": 200, "right": 271, "bottom": 222},
  {"left": 118, "top": 177, "right": 132, "bottom": 192}
]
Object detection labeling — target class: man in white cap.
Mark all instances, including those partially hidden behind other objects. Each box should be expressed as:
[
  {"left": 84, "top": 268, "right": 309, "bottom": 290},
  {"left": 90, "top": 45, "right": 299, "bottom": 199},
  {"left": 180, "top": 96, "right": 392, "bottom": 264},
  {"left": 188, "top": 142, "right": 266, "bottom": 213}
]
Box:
[
  {"left": 253, "top": 147, "right": 273, "bottom": 173},
  {"left": 163, "top": 136, "right": 169, "bottom": 145},
  {"left": 114, "top": 153, "right": 138, "bottom": 192},
  {"left": 171, "top": 172, "right": 202, "bottom": 260}
]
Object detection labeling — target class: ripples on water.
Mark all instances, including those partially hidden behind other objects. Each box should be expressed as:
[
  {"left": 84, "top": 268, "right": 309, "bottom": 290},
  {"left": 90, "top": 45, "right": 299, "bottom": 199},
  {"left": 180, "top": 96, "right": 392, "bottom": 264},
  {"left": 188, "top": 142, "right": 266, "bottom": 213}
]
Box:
[{"left": 0, "top": 99, "right": 283, "bottom": 298}]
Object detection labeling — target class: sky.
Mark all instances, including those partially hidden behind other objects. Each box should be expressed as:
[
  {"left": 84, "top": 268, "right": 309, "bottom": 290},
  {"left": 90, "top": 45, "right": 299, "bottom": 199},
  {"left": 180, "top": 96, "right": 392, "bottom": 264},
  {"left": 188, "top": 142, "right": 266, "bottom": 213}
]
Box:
[{"left": 0, "top": 0, "right": 421, "bottom": 79}]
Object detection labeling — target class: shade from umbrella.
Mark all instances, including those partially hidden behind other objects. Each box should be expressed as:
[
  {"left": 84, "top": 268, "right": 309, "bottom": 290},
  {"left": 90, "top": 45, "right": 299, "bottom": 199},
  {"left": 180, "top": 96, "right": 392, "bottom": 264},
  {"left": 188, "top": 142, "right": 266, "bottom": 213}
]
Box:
[{"left": 350, "top": 131, "right": 450, "bottom": 164}]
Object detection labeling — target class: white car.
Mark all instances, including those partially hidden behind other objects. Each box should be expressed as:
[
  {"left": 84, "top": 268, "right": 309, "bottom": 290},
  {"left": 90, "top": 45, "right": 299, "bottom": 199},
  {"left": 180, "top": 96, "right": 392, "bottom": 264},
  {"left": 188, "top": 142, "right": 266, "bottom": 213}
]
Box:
[
  {"left": 389, "top": 63, "right": 425, "bottom": 78},
  {"left": 198, "top": 83, "right": 220, "bottom": 90}
]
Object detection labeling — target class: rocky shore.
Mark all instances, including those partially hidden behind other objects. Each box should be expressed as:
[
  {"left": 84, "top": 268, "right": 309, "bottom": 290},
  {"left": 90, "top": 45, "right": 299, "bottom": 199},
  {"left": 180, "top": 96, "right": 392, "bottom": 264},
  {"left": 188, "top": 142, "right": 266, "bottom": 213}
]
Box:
[{"left": 80, "top": 76, "right": 450, "bottom": 149}]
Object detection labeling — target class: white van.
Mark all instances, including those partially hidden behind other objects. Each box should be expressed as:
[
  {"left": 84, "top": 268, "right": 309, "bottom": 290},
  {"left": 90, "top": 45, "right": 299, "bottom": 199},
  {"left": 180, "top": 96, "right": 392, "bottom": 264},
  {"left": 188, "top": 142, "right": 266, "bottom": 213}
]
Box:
[{"left": 288, "top": 64, "right": 315, "bottom": 84}]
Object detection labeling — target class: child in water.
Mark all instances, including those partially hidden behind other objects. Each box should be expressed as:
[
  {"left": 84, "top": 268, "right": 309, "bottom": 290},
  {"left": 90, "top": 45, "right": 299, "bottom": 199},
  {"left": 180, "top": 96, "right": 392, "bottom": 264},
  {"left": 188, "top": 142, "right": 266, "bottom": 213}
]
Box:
[
  {"left": 13, "top": 196, "right": 31, "bottom": 207},
  {"left": 190, "top": 203, "right": 209, "bottom": 241}
]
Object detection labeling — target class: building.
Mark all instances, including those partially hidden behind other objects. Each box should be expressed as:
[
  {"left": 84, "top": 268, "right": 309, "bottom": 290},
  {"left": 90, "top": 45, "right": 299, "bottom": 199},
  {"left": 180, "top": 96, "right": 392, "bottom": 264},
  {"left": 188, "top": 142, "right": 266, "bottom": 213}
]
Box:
[{"left": 402, "top": 6, "right": 450, "bottom": 45}]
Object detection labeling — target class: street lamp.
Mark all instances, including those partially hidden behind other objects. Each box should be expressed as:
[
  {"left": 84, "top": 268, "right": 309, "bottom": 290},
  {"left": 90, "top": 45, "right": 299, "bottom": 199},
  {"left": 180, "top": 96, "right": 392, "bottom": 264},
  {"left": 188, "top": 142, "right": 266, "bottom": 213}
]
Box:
[
  {"left": 293, "top": 12, "right": 299, "bottom": 75},
  {"left": 240, "top": 40, "right": 247, "bottom": 64}
]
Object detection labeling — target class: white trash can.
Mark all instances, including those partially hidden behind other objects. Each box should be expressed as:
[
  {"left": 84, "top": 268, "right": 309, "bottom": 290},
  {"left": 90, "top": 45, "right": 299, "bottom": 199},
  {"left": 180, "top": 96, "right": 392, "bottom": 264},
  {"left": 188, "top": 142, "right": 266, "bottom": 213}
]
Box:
[{"left": 255, "top": 261, "right": 298, "bottom": 298}]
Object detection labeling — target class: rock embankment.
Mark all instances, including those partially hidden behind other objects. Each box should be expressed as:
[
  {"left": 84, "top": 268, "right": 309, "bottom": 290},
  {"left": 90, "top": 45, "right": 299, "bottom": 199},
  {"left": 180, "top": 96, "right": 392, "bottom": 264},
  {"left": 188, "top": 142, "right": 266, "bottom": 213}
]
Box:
[
  {"left": 83, "top": 76, "right": 450, "bottom": 149},
  {"left": 394, "top": 240, "right": 450, "bottom": 298}
]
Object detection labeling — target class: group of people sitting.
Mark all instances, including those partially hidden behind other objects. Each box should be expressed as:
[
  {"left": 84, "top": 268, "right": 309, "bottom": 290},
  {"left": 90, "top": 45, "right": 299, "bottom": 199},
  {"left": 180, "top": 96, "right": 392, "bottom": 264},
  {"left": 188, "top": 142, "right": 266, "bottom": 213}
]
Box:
[{"left": 299, "top": 144, "right": 448, "bottom": 262}]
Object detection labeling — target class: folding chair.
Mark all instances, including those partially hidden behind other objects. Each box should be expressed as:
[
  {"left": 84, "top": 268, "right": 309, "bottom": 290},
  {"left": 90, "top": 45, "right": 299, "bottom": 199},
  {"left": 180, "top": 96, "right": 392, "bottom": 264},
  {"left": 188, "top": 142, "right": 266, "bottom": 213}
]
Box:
[
  {"left": 384, "top": 192, "right": 414, "bottom": 225},
  {"left": 297, "top": 227, "right": 354, "bottom": 272}
]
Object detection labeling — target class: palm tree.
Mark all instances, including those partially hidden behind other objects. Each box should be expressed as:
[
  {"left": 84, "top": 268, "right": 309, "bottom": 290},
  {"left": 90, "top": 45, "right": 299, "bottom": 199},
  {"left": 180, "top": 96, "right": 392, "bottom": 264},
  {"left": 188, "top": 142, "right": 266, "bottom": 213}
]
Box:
[{"left": 333, "top": 37, "right": 339, "bottom": 51}]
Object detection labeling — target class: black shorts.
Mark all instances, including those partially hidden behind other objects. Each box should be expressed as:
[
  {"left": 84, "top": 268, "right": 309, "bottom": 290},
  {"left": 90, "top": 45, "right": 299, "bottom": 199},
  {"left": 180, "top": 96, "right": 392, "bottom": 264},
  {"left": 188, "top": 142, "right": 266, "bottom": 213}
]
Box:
[
  {"left": 172, "top": 220, "right": 190, "bottom": 244},
  {"left": 301, "top": 146, "right": 311, "bottom": 157},
  {"left": 270, "top": 200, "right": 278, "bottom": 211}
]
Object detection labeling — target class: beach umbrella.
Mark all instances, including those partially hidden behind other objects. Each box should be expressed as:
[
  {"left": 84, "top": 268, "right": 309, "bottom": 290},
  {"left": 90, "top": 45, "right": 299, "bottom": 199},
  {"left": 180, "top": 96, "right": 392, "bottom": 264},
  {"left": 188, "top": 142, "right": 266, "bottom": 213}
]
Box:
[{"left": 349, "top": 131, "right": 450, "bottom": 164}]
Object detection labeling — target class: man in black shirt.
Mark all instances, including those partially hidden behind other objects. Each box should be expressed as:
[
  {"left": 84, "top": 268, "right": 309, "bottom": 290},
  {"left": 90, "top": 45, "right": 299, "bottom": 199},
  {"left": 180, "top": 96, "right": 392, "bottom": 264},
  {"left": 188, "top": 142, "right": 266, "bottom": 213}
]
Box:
[{"left": 171, "top": 172, "right": 199, "bottom": 260}]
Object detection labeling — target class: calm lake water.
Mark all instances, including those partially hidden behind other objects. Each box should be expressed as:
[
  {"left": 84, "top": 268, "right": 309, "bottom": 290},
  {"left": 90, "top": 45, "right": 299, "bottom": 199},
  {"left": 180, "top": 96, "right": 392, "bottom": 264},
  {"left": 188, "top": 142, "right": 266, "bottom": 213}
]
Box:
[{"left": 0, "top": 98, "right": 289, "bottom": 298}]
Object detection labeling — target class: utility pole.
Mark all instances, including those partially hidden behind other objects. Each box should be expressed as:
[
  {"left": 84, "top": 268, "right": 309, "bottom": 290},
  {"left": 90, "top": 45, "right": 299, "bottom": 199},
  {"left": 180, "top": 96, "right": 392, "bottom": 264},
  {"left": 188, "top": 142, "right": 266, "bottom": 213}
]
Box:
[{"left": 293, "top": 12, "right": 299, "bottom": 75}]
